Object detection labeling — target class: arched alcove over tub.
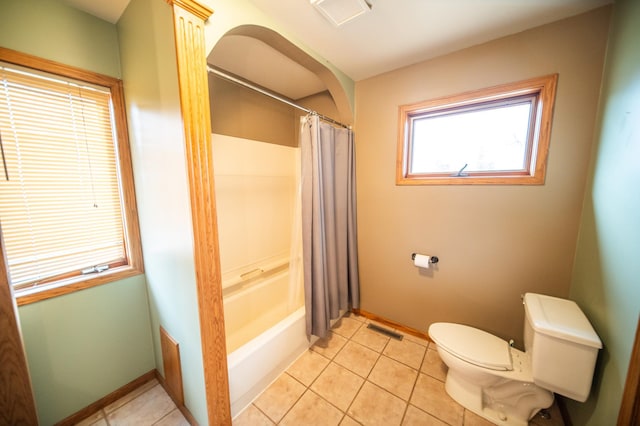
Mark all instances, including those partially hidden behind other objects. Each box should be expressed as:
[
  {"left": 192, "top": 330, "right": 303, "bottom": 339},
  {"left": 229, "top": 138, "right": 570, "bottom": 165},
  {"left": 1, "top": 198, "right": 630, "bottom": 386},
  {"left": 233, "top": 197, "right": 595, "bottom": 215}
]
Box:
[{"left": 207, "top": 24, "right": 354, "bottom": 418}]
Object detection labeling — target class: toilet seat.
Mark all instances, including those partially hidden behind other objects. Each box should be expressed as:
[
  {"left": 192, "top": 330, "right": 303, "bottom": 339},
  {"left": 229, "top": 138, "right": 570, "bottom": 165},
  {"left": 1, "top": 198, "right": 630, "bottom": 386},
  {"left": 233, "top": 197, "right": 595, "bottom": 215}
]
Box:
[{"left": 429, "top": 323, "right": 512, "bottom": 371}]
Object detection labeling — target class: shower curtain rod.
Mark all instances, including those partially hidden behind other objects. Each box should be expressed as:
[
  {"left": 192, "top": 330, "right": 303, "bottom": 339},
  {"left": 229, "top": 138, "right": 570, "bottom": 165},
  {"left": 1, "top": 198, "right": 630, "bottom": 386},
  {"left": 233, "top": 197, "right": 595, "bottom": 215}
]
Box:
[{"left": 207, "top": 66, "right": 350, "bottom": 129}]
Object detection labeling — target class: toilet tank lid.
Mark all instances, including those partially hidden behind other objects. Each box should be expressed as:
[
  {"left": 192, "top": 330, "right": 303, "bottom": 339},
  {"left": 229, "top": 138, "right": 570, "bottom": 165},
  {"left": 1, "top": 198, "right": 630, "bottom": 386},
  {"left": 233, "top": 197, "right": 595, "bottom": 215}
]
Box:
[
  {"left": 524, "top": 293, "right": 602, "bottom": 349},
  {"left": 428, "top": 322, "right": 512, "bottom": 371}
]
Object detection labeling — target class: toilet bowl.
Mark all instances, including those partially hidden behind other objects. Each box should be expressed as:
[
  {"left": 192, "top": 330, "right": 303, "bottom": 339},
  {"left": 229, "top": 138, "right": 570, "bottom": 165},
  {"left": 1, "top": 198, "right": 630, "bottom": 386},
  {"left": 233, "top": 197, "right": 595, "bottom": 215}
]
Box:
[
  {"left": 428, "top": 293, "right": 602, "bottom": 426},
  {"left": 430, "top": 322, "right": 553, "bottom": 425}
]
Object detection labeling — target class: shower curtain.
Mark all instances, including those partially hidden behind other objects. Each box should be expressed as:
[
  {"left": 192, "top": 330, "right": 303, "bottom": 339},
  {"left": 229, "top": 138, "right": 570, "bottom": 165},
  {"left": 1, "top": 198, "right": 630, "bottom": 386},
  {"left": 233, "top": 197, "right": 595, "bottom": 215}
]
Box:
[{"left": 300, "top": 114, "right": 360, "bottom": 338}]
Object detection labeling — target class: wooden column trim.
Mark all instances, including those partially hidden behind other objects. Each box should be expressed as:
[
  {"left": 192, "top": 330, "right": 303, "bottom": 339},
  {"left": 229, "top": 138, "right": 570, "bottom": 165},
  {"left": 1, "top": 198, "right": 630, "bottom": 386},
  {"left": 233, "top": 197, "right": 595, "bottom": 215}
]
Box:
[
  {"left": 167, "top": 0, "right": 213, "bottom": 21},
  {"left": 166, "top": 2, "right": 232, "bottom": 425}
]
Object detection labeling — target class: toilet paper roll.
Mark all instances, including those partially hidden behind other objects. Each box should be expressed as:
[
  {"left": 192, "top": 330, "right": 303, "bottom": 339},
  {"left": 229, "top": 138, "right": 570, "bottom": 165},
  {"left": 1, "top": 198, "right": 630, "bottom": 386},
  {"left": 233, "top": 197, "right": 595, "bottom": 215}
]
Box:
[{"left": 413, "top": 254, "right": 431, "bottom": 269}]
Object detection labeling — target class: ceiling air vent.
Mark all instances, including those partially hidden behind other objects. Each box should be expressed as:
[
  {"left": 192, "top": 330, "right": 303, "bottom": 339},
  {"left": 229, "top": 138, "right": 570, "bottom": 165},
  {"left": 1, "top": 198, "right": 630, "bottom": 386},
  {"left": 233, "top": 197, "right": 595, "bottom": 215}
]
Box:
[{"left": 310, "top": 0, "right": 372, "bottom": 27}]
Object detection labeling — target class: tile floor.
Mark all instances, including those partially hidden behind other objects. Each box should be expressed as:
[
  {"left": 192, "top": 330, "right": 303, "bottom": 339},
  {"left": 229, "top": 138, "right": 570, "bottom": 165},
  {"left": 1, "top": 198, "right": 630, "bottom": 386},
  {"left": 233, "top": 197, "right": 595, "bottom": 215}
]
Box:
[
  {"left": 76, "top": 312, "right": 565, "bottom": 426},
  {"left": 74, "top": 379, "right": 189, "bottom": 426},
  {"left": 234, "top": 313, "right": 565, "bottom": 426}
]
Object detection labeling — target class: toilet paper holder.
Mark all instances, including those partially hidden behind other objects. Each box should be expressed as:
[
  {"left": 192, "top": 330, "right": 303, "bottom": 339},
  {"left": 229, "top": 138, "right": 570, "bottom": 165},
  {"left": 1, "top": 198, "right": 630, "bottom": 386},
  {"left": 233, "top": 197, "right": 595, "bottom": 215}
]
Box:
[{"left": 411, "top": 253, "right": 439, "bottom": 264}]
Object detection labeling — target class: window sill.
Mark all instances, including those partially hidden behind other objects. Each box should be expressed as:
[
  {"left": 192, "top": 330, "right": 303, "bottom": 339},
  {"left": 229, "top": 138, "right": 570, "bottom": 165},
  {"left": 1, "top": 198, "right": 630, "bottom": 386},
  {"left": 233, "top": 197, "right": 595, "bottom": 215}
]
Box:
[
  {"left": 396, "top": 174, "right": 545, "bottom": 185},
  {"left": 14, "top": 265, "right": 144, "bottom": 306}
]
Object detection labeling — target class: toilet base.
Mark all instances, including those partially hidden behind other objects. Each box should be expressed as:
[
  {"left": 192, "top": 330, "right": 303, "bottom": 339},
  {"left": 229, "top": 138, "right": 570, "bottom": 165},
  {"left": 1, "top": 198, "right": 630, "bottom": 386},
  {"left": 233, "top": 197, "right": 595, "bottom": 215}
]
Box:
[{"left": 445, "top": 369, "right": 554, "bottom": 426}]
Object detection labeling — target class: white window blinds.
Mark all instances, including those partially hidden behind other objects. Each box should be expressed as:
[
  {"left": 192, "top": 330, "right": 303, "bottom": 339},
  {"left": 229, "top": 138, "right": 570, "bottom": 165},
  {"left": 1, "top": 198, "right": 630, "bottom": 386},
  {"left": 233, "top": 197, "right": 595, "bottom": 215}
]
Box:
[{"left": 0, "top": 63, "right": 126, "bottom": 289}]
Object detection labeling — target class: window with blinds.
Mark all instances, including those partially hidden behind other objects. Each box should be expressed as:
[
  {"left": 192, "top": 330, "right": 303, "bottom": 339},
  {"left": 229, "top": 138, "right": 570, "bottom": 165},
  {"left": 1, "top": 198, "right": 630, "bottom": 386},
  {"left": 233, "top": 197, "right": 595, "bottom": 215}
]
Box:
[{"left": 0, "top": 50, "right": 142, "bottom": 303}]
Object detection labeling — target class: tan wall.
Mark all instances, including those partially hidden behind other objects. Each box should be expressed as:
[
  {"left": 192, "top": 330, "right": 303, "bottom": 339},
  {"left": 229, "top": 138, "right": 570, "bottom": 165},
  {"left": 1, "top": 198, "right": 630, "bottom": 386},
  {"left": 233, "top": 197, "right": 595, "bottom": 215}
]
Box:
[
  {"left": 298, "top": 91, "right": 341, "bottom": 120},
  {"left": 354, "top": 7, "right": 611, "bottom": 345},
  {"left": 209, "top": 76, "right": 298, "bottom": 147},
  {"left": 295, "top": 91, "right": 345, "bottom": 140},
  {"left": 210, "top": 74, "right": 345, "bottom": 147}
]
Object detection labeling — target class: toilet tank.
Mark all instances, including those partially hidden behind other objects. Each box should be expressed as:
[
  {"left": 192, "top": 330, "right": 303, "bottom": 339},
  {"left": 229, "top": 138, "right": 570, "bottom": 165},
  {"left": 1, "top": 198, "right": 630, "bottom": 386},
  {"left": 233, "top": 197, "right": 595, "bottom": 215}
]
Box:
[{"left": 523, "top": 293, "right": 602, "bottom": 402}]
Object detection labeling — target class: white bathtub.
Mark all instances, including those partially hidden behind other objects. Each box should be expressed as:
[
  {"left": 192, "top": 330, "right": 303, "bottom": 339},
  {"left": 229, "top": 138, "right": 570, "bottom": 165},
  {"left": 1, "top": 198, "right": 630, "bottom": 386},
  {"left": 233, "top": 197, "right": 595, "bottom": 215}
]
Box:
[
  {"left": 227, "top": 306, "right": 309, "bottom": 418},
  {"left": 224, "top": 268, "right": 309, "bottom": 418}
]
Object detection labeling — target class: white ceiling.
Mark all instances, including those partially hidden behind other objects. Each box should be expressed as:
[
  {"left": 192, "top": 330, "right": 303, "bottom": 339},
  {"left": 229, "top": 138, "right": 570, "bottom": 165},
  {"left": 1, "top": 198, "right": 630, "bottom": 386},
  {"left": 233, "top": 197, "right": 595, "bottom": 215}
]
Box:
[
  {"left": 209, "top": 35, "right": 327, "bottom": 100},
  {"left": 65, "top": 0, "right": 612, "bottom": 96},
  {"left": 247, "top": 0, "right": 611, "bottom": 81},
  {"left": 62, "top": 0, "right": 130, "bottom": 24}
]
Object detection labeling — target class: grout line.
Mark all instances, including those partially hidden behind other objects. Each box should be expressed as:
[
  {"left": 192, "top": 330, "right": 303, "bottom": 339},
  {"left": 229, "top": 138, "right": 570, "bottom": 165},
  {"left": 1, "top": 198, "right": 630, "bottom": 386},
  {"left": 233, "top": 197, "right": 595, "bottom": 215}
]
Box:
[
  {"left": 399, "top": 400, "right": 410, "bottom": 425},
  {"left": 104, "top": 383, "right": 161, "bottom": 424},
  {"left": 277, "top": 372, "right": 308, "bottom": 423},
  {"left": 250, "top": 403, "right": 273, "bottom": 425},
  {"left": 342, "top": 370, "right": 367, "bottom": 421},
  {"left": 151, "top": 407, "right": 181, "bottom": 425},
  {"left": 402, "top": 348, "right": 427, "bottom": 425},
  {"left": 339, "top": 324, "right": 370, "bottom": 423}
]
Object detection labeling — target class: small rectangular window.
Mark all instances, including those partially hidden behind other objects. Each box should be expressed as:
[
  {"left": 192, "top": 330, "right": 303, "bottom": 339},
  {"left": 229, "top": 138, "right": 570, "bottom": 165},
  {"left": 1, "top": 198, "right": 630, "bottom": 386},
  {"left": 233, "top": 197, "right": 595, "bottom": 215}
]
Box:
[
  {"left": 397, "top": 74, "right": 558, "bottom": 185},
  {"left": 0, "top": 49, "right": 143, "bottom": 304}
]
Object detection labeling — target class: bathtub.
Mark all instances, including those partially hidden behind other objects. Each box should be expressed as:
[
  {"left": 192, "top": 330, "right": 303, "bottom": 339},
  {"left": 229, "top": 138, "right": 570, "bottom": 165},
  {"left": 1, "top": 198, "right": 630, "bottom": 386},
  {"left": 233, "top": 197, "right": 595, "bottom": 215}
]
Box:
[{"left": 224, "top": 268, "right": 309, "bottom": 418}]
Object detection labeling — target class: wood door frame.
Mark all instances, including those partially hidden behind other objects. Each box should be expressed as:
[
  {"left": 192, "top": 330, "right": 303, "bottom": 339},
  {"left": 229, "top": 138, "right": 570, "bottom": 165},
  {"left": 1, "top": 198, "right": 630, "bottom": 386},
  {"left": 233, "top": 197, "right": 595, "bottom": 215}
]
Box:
[
  {"left": 0, "top": 229, "right": 39, "bottom": 425},
  {"left": 618, "top": 315, "right": 640, "bottom": 425}
]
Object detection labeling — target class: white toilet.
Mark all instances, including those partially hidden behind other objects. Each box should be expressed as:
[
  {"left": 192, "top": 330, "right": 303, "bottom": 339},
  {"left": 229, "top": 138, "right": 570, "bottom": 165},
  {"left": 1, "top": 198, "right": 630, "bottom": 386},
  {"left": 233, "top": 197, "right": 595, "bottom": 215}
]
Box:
[{"left": 428, "top": 293, "right": 602, "bottom": 425}]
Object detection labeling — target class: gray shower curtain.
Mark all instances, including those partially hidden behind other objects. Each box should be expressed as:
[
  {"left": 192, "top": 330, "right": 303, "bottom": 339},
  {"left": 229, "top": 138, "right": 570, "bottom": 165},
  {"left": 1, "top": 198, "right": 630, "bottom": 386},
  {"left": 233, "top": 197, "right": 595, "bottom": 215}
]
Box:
[{"left": 301, "top": 114, "right": 360, "bottom": 339}]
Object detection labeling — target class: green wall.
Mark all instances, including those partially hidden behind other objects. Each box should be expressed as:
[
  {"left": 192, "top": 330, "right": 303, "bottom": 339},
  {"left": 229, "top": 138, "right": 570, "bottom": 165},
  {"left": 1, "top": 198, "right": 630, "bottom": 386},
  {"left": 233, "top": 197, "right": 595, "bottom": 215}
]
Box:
[
  {"left": 0, "top": 1, "right": 155, "bottom": 424},
  {"left": 117, "top": 0, "right": 209, "bottom": 422},
  {"left": 0, "top": 0, "right": 121, "bottom": 78},
  {"left": 568, "top": 0, "right": 640, "bottom": 423},
  {"left": 19, "top": 277, "right": 154, "bottom": 425}
]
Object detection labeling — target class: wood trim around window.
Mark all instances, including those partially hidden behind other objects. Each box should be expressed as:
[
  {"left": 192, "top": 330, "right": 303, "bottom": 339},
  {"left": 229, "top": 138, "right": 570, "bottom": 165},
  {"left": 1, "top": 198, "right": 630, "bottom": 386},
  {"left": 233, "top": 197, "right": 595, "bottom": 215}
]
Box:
[
  {"left": 0, "top": 47, "right": 143, "bottom": 306},
  {"left": 396, "top": 74, "right": 558, "bottom": 185}
]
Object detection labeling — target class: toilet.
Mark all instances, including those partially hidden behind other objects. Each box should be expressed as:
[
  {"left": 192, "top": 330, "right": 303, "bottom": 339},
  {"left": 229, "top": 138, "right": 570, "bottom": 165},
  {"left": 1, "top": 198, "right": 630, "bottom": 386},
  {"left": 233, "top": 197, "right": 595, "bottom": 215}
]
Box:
[{"left": 428, "top": 293, "right": 602, "bottom": 425}]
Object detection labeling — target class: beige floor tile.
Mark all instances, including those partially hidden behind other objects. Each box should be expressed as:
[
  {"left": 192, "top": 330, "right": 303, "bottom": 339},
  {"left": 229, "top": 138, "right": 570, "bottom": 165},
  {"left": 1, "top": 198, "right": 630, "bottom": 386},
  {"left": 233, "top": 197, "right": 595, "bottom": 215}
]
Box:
[
  {"left": 340, "top": 415, "right": 363, "bottom": 425},
  {"left": 344, "top": 312, "right": 366, "bottom": 323},
  {"left": 368, "top": 356, "right": 418, "bottom": 401},
  {"left": 253, "top": 373, "right": 306, "bottom": 423},
  {"left": 351, "top": 326, "right": 390, "bottom": 353},
  {"left": 410, "top": 373, "right": 464, "bottom": 426},
  {"left": 106, "top": 383, "right": 177, "bottom": 426},
  {"left": 332, "top": 316, "right": 364, "bottom": 339},
  {"left": 232, "top": 404, "right": 275, "bottom": 426},
  {"left": 383, "top": 338, "right": 427, "bottom": 370},
  {"left": 348, "top": 381, "right": 407, "bottom": 426},
  {"left": 402, "top": 404, "right": 448, "bottom": 425},
  {"left": 312, "top": 331, "right": 349, "bottom": 359},
  {"left": 287, "top": 349, "right": 330, "bottom": 386},
  {"left": 311, "top": 362, "right": 364, "bottom": 411},
  {"left": 401, "top": 333, "right": 430, "bottom": 347},
  {"left": 155, "top": 408, "right": 190, "bottom": 426},
  {"left": 463, "top": 409, "right": 495, "bottom": 426},
  {"left": 280, "top": 390, "right": 344, "bottom": 426},
  {"left": 421, "top": 348, "right": 448, "bottom": 382},
  {"left": 74, "top": 410, "right": 106, "bottom": 426},
  {"left": 93, "top": 313, "right": 534, "bottom": 426},
  {"left": 334, "top": 341, "right": 380, "bottom": 378},
  {"left": 104, "top": 379, "right": 159, "bottom": 413}
]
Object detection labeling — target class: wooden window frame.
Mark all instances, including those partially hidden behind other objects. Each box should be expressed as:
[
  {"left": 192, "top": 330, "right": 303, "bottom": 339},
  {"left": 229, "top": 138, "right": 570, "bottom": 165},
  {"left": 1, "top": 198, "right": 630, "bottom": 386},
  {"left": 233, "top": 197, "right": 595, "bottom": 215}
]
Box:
[
  {"left": 0, "top": 48, "right": 143, "bottom": 306},
  {"left": 396, "top": 74, "right": 558, "bottom": 185}
]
